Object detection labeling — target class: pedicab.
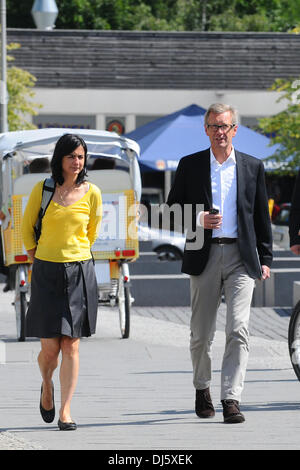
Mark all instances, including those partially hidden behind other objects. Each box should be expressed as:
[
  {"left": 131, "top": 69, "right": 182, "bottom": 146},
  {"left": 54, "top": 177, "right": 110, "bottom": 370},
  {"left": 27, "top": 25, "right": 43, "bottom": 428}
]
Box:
[{"left": 0, "top": 128, "right": 141, "bottom": 341}]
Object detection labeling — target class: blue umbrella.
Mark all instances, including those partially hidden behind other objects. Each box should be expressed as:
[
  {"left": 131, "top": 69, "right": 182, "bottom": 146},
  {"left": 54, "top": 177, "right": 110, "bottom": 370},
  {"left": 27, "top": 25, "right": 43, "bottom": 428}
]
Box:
[{"left": 125, "top": 104, "right": 279, "bottom": 171}]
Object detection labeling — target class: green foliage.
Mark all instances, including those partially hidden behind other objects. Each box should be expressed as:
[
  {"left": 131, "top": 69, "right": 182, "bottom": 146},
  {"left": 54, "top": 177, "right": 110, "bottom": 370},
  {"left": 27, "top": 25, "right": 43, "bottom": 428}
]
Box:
[
  {"left": 209, "top": 7, "right": 272, "bottom": 32},
  {"left": 208, "top": 0, "right": 300, "bottom": 32},
  {"left": 7, "top": 43, "right": 42, "bottom": 131},
  {"left": 259, "top": 78, "right": 300, "bottom": 171},
  {"left": 53, "top": 0, "right": 176, "bottom": 31},
  {"left": 6, "top": 0, "right": 34, "bottom": 28},
  {"left": 5, "top": 0, "right": 300, "bottom": 32}
]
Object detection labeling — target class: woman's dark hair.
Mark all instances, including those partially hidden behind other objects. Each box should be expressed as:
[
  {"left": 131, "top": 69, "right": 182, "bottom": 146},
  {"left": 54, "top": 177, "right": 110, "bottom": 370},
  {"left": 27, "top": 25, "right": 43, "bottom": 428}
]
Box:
[{"left": 51, "top": 133, "right": 88, "bottom": 185}]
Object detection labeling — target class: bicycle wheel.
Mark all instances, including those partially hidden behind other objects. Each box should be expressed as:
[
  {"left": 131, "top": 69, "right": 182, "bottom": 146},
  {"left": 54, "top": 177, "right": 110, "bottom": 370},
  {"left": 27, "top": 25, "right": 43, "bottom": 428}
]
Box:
[
  {"left": 118, "top": 272, "right": 130, "bottom": 339},
  {"left": 288, "top": 300, "right": 300, "bottom": 381},
  {"left": 14, "top": 266, "right": 28, "bottom": 342}
]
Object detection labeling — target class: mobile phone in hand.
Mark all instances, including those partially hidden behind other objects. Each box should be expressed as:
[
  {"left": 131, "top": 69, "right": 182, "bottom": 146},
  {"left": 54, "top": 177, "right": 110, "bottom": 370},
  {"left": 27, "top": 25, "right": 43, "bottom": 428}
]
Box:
[{"left": 209, "top": 208, "right": 219, "bottom": 214}]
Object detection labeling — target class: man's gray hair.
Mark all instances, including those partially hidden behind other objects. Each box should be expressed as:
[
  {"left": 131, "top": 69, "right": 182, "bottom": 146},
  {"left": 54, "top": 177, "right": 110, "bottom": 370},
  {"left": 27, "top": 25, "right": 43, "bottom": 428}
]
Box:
[{"left": 204, "top": 103, "right": 239, "bottom": 126}]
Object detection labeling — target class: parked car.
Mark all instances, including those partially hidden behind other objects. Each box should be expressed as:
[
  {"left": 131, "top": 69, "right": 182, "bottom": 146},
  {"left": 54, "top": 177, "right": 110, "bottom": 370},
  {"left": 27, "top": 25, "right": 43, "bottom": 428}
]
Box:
[
  {"left": 271, "top": 203, "right": 291, "bottom": 249},
  {"left": 140, "top": 187, "right": 164, "bottom": 227},
  {"left": 138, "top": 223, "right": 185, "bottom": 260},
  {"left": 139, "top": 201, "right": 292, "bottom": 255}
]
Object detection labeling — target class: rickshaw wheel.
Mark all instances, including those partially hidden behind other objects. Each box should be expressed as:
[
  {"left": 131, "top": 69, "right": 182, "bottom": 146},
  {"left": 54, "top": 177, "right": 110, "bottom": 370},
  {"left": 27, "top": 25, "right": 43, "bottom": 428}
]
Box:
[
  {"left": 288, "top": 300, "right": 300, "bottom": 381},
  {"left": 17, "top": 292, "right": 27, "bottom": 342},
  {"left": 118, "top": 273, "right": 130, "bottom": 339},
  {"left": 14, "top": 266, "right": 27, "bottom": 342}
]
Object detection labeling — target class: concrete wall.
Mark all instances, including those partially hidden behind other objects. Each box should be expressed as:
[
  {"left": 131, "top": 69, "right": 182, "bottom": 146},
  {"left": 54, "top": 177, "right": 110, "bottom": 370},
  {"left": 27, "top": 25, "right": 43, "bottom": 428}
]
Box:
[{"left": 33, "top": 88, "right": 286, "bottom": 132}]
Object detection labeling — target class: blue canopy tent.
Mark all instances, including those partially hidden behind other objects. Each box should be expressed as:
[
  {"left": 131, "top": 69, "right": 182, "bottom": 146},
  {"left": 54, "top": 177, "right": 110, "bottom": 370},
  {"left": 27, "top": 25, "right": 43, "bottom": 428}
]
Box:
[{"left": 125, "top": 104, "right": 279, "bottom": 172}]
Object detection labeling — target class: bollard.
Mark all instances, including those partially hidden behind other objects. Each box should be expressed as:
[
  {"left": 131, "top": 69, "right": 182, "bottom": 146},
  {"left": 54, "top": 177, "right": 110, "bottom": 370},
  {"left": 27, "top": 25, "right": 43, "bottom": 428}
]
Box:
[{"left": 0, "top": 340, "right": 6, "bottom": 364}]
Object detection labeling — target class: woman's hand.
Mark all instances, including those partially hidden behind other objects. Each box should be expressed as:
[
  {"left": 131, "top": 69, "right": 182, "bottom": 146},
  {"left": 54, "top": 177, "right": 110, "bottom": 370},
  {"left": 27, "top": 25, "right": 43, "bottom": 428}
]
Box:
[{"left": 27, "top": 248, "right": 36, "bottom": 262}]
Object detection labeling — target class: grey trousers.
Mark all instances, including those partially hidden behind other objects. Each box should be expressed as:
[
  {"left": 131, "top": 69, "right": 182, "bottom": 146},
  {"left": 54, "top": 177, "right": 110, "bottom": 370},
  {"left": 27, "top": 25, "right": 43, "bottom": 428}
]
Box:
[{"left": 190, "top": 243, "right": 255, "bottom": 402}]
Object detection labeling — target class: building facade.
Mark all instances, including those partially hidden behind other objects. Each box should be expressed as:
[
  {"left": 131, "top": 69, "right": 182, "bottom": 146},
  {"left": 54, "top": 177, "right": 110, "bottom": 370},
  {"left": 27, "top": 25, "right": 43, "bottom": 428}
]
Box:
[{"left": 7, "top": 29, "right": 300, "bottom": 133}]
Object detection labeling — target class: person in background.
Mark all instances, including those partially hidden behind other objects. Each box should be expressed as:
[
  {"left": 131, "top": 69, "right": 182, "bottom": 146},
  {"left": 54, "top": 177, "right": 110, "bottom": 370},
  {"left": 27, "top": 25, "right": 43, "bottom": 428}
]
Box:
[
  {"left": 0, "top": 157, "right": 51, "bottom": 292},
  {"left": 21, "top": 134, "right": 102, "bottom": 431},
  {"left": 28, "top": 157, "right": 51, "bottom": 174}
]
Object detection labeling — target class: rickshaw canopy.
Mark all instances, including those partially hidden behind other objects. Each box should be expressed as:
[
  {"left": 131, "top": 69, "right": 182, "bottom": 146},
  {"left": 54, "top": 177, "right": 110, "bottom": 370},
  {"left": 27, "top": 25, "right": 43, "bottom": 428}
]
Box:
[
  {"left": 0, "top": 128, "right": 140, "bottom": 161},
  {"left": 0, "top": 128, "right": 142, "bottom": 203}
]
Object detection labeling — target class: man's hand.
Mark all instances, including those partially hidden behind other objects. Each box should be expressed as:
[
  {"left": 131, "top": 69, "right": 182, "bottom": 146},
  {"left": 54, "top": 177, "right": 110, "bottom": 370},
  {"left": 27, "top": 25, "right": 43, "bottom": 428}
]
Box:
[
  {"left": 261, "top": 265, "right": 270, "bottom": 280},
  {"left": 201, "top": 211, "right": 223, "bottom": 230},
  {"left": 291, "top": 244, "right": 300, "bottom": 256}
]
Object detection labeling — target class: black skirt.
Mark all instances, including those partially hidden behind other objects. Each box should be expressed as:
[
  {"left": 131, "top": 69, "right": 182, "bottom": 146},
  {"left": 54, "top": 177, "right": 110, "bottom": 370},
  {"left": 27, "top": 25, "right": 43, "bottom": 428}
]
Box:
[{"left": 26, "top": 258, "right": 98, "bottom": 339}]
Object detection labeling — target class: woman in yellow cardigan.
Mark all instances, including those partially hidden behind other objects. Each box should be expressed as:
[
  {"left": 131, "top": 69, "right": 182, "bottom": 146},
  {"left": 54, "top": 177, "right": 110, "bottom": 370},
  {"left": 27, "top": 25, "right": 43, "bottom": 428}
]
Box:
[{"left": 22, "top": 134, "right": 102, "bottom": 431}]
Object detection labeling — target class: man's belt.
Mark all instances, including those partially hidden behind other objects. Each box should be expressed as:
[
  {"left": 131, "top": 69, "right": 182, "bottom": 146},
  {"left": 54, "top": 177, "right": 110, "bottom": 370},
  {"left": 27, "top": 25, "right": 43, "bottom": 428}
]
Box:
[{"left": 211, "top": 237, "right": 237, "bottom": 244}]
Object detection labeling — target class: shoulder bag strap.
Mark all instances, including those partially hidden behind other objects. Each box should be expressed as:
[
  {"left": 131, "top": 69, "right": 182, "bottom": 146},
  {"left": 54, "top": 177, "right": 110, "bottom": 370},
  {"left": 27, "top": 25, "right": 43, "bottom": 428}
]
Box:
[
  {"left": 34, "top": 177, "right": 55, "bottom": 242},
  {"left": 41, "top": 177, "right": 55, "bottom": 214}
]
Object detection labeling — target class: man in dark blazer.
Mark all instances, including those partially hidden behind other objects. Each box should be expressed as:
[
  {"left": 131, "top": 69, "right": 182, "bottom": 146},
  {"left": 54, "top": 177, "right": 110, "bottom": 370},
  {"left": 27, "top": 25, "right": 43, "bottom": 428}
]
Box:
[{"left": 166, "top": 103, "right": 272, "bottom": 423}]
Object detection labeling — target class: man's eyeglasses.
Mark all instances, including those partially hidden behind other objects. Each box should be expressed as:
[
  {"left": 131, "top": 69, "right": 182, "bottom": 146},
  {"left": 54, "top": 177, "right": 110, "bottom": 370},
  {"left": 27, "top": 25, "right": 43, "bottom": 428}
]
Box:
[{"left": 206, "top": 124, "right": 236, "bottom": 132}]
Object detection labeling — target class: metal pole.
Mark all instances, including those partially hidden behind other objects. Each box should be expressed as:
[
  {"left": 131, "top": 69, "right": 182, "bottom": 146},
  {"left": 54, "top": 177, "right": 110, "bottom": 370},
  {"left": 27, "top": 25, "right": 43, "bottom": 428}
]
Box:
[
  {"left": 0, "top": 0, "right": 8, "bottom": 133},
  {"left": 164, "top": 170, "right": 172, "bottom": 201}
]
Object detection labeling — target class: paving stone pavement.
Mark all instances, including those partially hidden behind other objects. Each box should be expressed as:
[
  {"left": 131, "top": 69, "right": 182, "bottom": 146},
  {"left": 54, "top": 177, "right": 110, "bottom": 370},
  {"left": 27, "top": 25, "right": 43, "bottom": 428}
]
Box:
[
  {"left": 0, "top": 290, "right": 299, "bottom": 451},
  {"left": 132, "top": 304, "right": 291, "bottom": 342}
]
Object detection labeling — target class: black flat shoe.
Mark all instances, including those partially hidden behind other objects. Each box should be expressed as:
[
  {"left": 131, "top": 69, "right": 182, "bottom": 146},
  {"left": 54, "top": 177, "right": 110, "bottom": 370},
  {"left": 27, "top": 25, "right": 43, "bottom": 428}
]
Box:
[
  {"left": 57, "top": 419, "right": 77, "bottom": 431},
  {"left": 40, "top": 382, "right": 55, "bottom": 423}
]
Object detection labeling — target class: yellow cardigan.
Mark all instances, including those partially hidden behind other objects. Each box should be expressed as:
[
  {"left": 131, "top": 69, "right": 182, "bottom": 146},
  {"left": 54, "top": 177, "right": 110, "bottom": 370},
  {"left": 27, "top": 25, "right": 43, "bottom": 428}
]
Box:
[{"left": 21, "top": 180, "right": 102, "bottom": 263}]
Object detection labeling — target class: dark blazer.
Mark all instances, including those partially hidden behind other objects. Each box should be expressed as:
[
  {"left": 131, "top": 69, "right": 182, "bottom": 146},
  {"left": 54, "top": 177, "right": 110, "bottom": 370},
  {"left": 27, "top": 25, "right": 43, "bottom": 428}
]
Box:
[
  {"left": 166, "top": 148, "right": 273, "bottom": 279},
  {"left": 289, "top": 169, "right": 300, "bottom": 247}
]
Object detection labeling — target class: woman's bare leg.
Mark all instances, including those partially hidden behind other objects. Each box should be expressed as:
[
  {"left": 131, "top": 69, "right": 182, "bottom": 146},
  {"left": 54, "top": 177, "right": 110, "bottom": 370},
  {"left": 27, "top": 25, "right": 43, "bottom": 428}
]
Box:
[
  {"left": 38, "top": 338, "right": 60, "bottom": 410},
  {"left": 59, "top": 336, "right": 80, "bottom": 422}
]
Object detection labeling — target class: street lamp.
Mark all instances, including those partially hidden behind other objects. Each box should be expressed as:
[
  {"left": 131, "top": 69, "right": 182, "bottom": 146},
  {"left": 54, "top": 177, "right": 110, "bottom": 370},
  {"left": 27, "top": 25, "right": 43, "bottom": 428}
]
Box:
[
  {"left": 31, "top": 0, "right": 58, "bottom": 30},
  {"left": 0, "top": 0, "right": 8, "bottom": 133}
]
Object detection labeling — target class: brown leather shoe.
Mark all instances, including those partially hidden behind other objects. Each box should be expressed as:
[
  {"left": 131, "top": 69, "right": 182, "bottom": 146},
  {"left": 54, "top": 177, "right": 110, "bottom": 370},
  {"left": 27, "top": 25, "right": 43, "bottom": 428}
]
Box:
[
  {"left": 195, "top": 388, "right": 215, "bottom": 418},
  {"left": 221, "top": 399, "right": 245, "bottom": 424}
]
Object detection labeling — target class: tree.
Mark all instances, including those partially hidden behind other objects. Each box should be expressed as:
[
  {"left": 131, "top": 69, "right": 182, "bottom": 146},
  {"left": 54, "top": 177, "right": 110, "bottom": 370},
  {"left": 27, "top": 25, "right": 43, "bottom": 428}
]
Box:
[
  {"left": 209, "top": 7, "right": 272, "bottom": 32},
  {"left": 6, "top": 0, "right": 300, "bottom": 32},
  {"left": 7, "top": 43, "right": 41, "bottom": 130},
  {"left": 6, "top": 0, "right": 34, "bottom": 28},
  {"left": 53, "top": 0, "right": 176, "bottom": 31},
  {"left": 208, "top": 0, "right": 300, "bottom": 32},
  {"left": 259, "top": 77, "right": 300, "bottom": 171}
]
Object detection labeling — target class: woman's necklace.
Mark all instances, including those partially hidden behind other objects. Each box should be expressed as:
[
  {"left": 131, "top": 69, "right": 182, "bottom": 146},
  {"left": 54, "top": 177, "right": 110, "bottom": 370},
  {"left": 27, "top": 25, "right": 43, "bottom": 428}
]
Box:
[{"left": 57, "top": 183, "right": 79, "bottom": 206}]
